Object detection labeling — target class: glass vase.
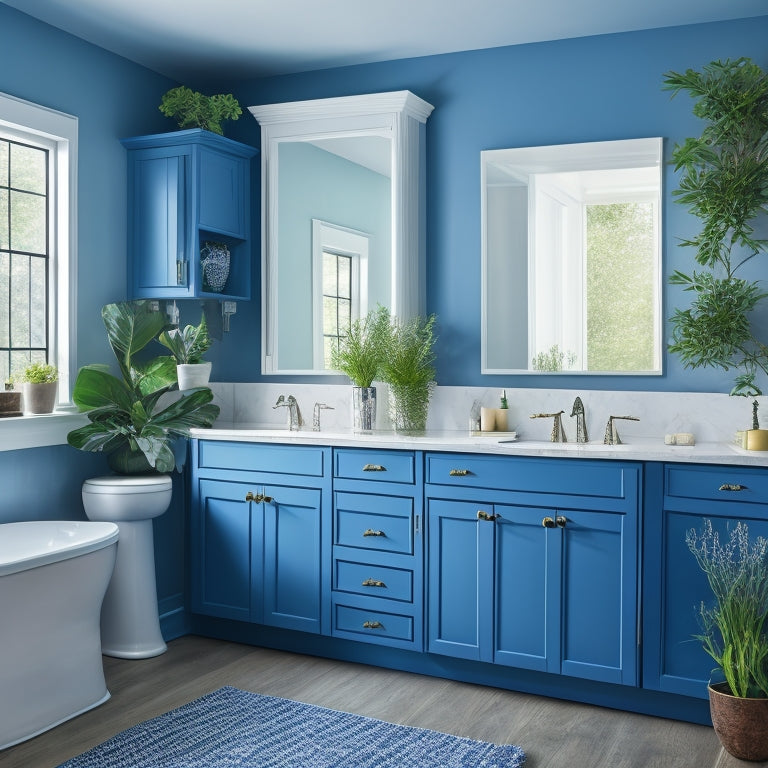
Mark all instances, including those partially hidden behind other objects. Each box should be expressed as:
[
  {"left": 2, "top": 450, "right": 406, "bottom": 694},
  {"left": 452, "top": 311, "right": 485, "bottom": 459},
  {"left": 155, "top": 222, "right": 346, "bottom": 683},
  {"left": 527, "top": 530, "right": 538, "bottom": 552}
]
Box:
[
  {"left": 388, "top": 383, "right": 433, "bottom": 435},
  {"left": 352, "top": 386, "right": 377, "bottom": 432}
]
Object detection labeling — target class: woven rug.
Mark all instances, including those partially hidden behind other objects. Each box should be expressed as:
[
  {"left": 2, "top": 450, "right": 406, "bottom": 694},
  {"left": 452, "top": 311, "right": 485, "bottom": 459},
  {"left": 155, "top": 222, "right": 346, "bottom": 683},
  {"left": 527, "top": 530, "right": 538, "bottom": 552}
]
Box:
[{"left": 57, "top": 686, "right": 525, "bottom": 767}]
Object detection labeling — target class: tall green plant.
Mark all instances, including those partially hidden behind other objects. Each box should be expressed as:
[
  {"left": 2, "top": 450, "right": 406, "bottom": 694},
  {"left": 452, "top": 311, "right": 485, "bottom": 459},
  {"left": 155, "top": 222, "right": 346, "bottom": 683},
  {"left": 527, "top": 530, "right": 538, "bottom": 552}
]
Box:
[
  {"left": 663, "top": 58, "right": 768, "bottom": 395},
  {"left": 330, "top": 306, "right": 390, "bottom": 386},
  {"left": 687, "top": 520, "right": 768, "bottom": 698},
  {"left": 379, "top": 313, "right": 437, "bottom": 433},
  {"left": 67, "top": 301, "right": 219, "bottom": 474}
]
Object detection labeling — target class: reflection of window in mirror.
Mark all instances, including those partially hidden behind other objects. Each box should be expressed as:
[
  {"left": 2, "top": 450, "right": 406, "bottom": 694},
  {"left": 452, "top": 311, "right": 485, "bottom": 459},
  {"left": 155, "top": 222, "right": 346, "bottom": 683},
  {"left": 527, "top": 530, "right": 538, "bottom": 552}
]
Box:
[
  {"left": 482, "top": 138, "right": 662, "bottom": 375},
  {"left": 312, "top": 220, "right": 369, "bottom": 369}
]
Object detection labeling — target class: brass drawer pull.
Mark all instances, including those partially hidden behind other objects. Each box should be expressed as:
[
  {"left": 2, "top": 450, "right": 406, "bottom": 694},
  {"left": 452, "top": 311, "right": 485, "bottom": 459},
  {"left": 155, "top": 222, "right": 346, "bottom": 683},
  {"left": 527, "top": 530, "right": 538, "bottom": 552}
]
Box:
[
  {"left": 449, "top": 468, "right": 469, "bottom": 476},
  {"left": 363, "top": 464, "right": 386, "bottom": 472},
  {"left": 542, "top": 516, "right": 567, "bottom": 528},
  {"left": 477, "top": 510, "right": 499, "bottom": 522},
  {"left": 362, "top": 578, "right": 386, "bottom": 588},
  {"left": 245, "top": 492, "right": 273, "bottom": 504},
  {"left": 363, "top": 528, "right": 385, "bottom": 537},
  {"left": 718, "top": 483, "right": 747, "bottom": 492},
  {"left": 363, "top": 620, "right": 383, "bottom": 629}
]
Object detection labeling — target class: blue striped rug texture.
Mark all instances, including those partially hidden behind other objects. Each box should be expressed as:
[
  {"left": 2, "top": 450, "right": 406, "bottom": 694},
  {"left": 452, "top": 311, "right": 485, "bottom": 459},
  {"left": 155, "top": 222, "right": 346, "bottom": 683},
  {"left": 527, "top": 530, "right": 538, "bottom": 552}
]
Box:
[{"left": 57, "top": 686, "right": 526, "bottom": 767}]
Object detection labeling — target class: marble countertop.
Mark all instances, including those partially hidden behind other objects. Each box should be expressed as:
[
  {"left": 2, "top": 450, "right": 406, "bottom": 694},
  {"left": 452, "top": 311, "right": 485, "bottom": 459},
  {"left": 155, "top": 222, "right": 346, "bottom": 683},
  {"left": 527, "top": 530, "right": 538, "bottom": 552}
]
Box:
[{"left": 190, "top": 424, "right": 768, "bottom": 466}]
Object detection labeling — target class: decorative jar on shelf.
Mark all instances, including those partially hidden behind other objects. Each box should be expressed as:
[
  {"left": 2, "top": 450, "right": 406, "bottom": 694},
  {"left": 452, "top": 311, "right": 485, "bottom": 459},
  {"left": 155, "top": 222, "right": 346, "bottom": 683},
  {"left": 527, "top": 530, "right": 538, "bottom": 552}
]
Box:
[{"left": 200, "top": 241, "right": 230, "bottom": 293}]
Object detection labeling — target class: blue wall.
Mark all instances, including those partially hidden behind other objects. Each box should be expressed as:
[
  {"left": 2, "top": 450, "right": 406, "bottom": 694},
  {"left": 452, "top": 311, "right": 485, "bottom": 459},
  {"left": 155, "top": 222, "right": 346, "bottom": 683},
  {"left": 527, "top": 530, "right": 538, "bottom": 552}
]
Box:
[{"left": 216, "top": 15, "right": 768, "bottom": 393}]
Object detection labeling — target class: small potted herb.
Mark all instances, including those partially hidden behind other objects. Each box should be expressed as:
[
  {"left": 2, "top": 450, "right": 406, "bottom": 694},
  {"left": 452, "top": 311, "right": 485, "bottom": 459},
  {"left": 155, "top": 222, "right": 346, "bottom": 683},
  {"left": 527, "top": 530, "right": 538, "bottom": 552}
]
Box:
[
  {"left": 0, "top": 376, "right": 21, "bottom": 417},
  {"left": 18, "top": 362, "right": 58, "bottom": 415},
  {"left": 158, "top": 312, "right": 213, "bottom": 390}
]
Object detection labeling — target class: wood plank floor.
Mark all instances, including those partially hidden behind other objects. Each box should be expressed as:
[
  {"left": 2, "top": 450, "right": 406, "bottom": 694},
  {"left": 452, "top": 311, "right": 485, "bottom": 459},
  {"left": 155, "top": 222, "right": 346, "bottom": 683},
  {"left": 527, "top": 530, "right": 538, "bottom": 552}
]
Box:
[{"left": 2, "top": 635, "right": 764, "bottom": 768}]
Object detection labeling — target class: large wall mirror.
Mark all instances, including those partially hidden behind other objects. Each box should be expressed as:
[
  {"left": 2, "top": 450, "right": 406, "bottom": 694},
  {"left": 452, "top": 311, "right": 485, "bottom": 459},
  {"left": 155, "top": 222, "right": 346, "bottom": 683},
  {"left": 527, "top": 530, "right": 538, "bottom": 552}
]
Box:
[
  {"left": 250, "top": 92, "right": 433, "bottom": 375},
  {"left": 481, "top": 137, "right": 662, "bottom": 375}
]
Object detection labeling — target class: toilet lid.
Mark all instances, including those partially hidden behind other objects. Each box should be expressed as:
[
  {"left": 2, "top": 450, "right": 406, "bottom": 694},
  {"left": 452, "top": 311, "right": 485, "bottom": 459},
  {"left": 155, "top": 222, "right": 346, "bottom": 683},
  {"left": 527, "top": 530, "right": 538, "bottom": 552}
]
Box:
[{"left": 83, "top": 475, "right": 172, "bottom": 494}]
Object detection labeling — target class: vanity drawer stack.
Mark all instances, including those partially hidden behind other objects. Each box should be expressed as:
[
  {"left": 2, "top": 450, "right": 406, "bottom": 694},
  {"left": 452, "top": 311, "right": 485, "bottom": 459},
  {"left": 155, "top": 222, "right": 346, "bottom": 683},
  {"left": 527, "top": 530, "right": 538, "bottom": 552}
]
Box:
[{"left": 331, "top": 448, "right": 424, "bottom": 650}]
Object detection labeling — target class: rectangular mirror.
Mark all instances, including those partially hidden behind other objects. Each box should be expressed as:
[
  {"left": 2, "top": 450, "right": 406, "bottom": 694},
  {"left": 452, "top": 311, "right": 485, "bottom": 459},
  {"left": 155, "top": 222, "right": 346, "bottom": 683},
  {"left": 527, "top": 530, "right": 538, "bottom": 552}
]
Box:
[{"left": 481, "top": 137, "right": 662, "bottom": 374}]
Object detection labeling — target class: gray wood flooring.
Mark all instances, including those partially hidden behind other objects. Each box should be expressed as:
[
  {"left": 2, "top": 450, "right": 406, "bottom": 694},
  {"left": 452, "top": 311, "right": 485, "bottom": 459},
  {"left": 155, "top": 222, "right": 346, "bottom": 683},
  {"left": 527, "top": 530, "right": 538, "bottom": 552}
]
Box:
[{"left": 2, "top": 635, "right": 763, "bottom": 768}]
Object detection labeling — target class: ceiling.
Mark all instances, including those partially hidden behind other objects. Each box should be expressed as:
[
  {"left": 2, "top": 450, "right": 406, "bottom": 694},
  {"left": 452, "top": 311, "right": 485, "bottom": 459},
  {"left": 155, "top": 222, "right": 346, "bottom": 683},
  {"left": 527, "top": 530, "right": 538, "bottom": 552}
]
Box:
[{"left": 3, "top": 0, "right": 768, "bottom": 83}]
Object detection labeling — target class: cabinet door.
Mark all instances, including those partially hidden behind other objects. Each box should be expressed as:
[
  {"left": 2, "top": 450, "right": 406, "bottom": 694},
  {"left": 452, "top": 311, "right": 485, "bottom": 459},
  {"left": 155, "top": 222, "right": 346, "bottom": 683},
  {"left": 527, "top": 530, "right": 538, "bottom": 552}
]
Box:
[
  {"left": 130, "top": 151, "right": 191, "bottom": 298},
  {"left": 198, "top": 148, "right": 247, "bottom": 237},
  {"left": 191, "top": 479, "right": 253, "bottom": 621},
  {"left": 261, "top": 484, "right": 328, "bottom": 634},
  {"left": 559, "top": 509, "right": 637, "bottom": 685},
  {"left": 427, "top": 499, "right": 494, "bottom": 662}
]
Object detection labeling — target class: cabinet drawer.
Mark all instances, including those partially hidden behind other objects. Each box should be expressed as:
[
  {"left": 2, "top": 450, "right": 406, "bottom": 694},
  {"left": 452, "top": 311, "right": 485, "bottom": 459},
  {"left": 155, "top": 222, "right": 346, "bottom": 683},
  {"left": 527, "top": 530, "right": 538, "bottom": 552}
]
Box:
[
  {"left": 665, "top": 464, "right": 768, "bottom": 505},
  {"left": 426, "top": 453, "right": 631, "bottom": 500},
  {"left": 197, "top": 441, "right": 325, "bottom": 477},
  {"left": 334, "top": 491, "right": 414, "bottom": 554},
  {"left": 334, "top": 558, "right": 413, "bottom": 603},
  {"left": 333, "top": 602, "right": 414, "bottom": 642},
  {"left": 334, "top": 449, "right": 415, "bottom": 484}
]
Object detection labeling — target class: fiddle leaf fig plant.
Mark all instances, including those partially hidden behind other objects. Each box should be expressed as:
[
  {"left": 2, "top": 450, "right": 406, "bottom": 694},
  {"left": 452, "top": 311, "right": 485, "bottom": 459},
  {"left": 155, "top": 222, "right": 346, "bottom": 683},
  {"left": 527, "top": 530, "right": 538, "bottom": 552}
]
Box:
[
  {"left": 663, "top": 58, "right": 768, "bottom": 397},
  {"left": 159, "top": 86, "right": 242, "bottom": 136}
]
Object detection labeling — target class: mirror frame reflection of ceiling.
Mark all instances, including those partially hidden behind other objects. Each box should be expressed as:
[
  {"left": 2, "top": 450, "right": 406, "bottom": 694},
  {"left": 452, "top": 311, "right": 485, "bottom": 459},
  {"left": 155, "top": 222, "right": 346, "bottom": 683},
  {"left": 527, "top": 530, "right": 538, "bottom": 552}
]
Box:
[
  {"left": 249, "top": 91, "right": 434, "bottom": 375},
  {"left": 481, "top": 137, "right": 663, "bottom": 376}
]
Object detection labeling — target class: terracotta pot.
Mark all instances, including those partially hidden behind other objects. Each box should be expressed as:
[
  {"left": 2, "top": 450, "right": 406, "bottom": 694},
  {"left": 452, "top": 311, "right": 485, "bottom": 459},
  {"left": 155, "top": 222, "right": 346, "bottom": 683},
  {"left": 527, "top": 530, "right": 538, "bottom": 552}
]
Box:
[{"left": 709, "top": 682, "right": 768, "bottom": 761}]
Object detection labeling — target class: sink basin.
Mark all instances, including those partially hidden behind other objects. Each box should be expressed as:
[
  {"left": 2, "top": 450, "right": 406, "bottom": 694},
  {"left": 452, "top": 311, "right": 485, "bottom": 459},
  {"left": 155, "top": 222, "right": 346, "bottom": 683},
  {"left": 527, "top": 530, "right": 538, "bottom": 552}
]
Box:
[{"left": 500, "top": 439, "right": 632, "bottom": 451}]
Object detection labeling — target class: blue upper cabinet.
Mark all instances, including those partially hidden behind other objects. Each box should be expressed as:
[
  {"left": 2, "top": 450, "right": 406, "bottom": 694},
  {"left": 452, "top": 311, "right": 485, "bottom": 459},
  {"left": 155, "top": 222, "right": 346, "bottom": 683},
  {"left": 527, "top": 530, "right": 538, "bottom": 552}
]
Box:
[{"left": 122, "top": 129, "right": 257, "bottom": 301}]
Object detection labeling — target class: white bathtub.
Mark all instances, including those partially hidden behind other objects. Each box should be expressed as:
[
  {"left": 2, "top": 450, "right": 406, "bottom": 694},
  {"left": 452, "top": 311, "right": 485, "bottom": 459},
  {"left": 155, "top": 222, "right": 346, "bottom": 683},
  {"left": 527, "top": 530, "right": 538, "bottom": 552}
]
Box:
[{"left": 0, "top": 520, "right": 119, "bottom": 750}]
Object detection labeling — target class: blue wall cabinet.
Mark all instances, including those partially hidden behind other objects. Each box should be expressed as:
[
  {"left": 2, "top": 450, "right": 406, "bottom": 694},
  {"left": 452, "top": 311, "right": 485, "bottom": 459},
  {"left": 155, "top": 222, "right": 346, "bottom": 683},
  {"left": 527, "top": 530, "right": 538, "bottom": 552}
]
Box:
[
  {"left": 331, "top": 448, "right": 424, "bottom": 650},
  {"left": 122, "top": 129, "right": 257, "bottom": 300},
  {"left": 190, "top": 440, "right": 331, "bottom": 634},
  {"left": 644, "top": 463, "right": 768, "bottom": 699},
  {"left": 426, "top": 454, "right": 640, "bottom": 685}
]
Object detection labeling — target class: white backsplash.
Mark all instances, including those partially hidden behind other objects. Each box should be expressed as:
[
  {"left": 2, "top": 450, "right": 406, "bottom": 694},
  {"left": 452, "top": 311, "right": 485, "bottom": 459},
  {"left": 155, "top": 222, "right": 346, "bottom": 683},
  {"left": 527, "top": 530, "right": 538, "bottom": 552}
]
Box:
[{"left": 208, "top": 382, "right": 761, "bottom": 445}]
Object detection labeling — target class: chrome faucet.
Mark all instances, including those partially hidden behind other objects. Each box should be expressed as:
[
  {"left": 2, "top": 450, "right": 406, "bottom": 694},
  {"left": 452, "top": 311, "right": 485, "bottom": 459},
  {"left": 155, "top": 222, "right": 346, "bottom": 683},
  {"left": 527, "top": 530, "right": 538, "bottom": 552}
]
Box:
[
  {"left": 604, "top": 415, "right": 640, "bottom": 445},
  {"left": 273, "top": 394, "right": 303, "bottom": 431},
  {"left": 571, "top": 397, "right": 588, "bottom": 443},
  {"left": 530, "top": 410, "right": 567, "bottom": 442},
  {"left": 312, "top": 402, "right": 334, "bottom": 432}
]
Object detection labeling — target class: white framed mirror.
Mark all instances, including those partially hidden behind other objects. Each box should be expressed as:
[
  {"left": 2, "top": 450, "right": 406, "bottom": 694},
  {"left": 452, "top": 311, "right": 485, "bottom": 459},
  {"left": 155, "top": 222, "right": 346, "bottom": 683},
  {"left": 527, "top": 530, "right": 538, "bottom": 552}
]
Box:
[
  {"left": 481, "top": 137, "right": 663, "bottom": 375},
  {"left": 250, "top": 91, "right": 434, "bottom": 375}
]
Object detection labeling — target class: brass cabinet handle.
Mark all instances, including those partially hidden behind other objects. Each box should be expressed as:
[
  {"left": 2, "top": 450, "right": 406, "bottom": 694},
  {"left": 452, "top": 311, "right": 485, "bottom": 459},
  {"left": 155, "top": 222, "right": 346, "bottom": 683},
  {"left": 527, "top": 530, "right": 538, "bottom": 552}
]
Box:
[
  {"left": 362, "top": 578, "right": 386, "bottom": 588},
  {"left": 363, "top": 464, "right": 386, "bottom": 472},
  {"left": 363, "top": 528, "right": 385, "bottom": 537},
  {"left": 477, "top": 510, "right": 499, "bottom": 522},
  {"left": 363, "top": 620, "right": 383, "bottom": 629},
  {"left": 245, "top": 491, "right": 257, "bottom": 502},
  {"left": 718, "top": 483, "right": 747, "bottom": 491},
  {"left": 542, "top": 517, "right": 556, "bottom": 528},
  {"left": 245, "top": 491, "right": 273, "bottom": 504},
  {"left": 449, "top": 468, "right": 470, "bottom": 476},
  {"left": 542, "top": 516, "right": 567, "bottom": 528}
]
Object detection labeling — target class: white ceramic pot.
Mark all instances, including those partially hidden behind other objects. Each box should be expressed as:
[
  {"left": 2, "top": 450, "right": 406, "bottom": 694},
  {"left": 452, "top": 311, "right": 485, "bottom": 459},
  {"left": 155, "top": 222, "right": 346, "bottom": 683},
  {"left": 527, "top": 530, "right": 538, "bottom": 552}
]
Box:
[{"left": 176, "top": 362, "right": 212, "bottom": 391}]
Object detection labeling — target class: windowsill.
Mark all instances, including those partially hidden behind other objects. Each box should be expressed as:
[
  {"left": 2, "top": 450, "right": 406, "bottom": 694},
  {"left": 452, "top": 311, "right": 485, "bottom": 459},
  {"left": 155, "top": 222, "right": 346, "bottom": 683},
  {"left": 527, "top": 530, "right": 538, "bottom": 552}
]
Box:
[{"left": 0, "top": 408, "right": 88, "bottom": 452}]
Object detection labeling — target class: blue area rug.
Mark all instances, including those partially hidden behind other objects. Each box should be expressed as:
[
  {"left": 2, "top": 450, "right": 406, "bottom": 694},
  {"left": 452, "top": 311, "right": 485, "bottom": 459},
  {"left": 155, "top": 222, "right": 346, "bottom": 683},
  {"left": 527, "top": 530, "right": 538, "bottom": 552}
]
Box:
[{"left": 57, "top": 686, "right": 525, "bottom": 767}]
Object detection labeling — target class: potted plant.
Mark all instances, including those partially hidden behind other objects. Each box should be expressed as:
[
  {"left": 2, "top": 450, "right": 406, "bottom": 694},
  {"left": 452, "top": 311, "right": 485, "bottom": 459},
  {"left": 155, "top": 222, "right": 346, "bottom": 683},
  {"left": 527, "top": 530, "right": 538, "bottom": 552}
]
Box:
[
  {"left": 0, "top": 375, "right": 21, "bottom": 418},
  {"left": 159, "top": 86, "right": 242, "bottom": 136},
  {"left": 158, "top": 312, "right": 213, "bottom": 391},
  {"left": 18, "top": 362, "right": 58, "bottom": 415},
  {"left": 663, "top": 58, "right": 768, "bottom": 445},
  {"left": 378, "top": 312, "right": 437, "bottom": 434},
  {"left": 330, "top": 305, "right": 389, "bottom": 432},
  {"left": 67, "top": 300, "right": 219, "bottom": 474},
  {"left": 686, "top": 519, "right": 768, "bottom": 760}
]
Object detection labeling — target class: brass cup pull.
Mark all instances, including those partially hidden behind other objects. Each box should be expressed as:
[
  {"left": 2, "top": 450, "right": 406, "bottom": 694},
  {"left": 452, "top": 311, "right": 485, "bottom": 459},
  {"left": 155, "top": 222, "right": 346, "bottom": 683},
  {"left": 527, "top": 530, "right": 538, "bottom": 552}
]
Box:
[
  {"left": 363, "top": 464, "right": 386, "bottom": 472},
  {"left": 363, "top": 528, "right": 385, "bottom": 537},
  {"left": 362, "top": 578, "right": 386, "bottom": 588},
  {"left": 363, "top": 620, "right": 383, "bottom": 629},
  {"left": 477, "top": 510, "right": 499, "bottom": 522},
  {"left": 449, "top": 468, "right": 469, "bottom": 476},
  {"left": 542, "top": 517, "right": 556, "bottom": 529},
  {"left": 719, "top": 483, "right": 746, "bottom": 492}
]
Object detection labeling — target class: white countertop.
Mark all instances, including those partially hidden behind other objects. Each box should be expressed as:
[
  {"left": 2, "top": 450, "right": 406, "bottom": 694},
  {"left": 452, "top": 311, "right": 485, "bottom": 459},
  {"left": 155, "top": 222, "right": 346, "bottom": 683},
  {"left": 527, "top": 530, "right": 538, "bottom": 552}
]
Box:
[{"left": 190, "top": 425, "right": 768, "bottom": 466}]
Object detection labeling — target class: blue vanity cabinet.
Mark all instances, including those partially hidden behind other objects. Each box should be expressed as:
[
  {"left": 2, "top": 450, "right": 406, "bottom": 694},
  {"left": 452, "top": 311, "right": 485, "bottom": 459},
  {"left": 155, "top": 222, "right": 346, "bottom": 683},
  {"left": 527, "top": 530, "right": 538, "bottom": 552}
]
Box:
[
  {"left": 122, "top": 129, "right": 257, "bottom": 301},
  {"left": 331, "top": 448, "right": 424, "bottom": 650},
  {"left": 426, "top": 453, "right": 640, "bottom": 685},
  {"left": 643, "top": 462, "right": 768, "bottom": 700},
  {"left": 189, "top": 440, "right": 332, "bottom": 634}
]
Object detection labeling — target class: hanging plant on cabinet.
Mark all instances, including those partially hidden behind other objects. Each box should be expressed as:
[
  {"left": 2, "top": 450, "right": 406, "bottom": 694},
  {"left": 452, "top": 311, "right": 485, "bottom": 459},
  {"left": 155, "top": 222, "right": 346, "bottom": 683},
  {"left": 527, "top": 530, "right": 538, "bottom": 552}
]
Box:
[{"left": 663, "top": 58, "right": 768, "bottom": 430}]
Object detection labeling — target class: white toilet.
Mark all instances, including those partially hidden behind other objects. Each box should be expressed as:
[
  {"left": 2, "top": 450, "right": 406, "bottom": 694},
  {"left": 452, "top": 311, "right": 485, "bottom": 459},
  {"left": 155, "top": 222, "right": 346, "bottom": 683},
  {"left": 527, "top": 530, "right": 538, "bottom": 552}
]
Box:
[{"left": 82, "top": 474, "right": 172, "bottom": 658}]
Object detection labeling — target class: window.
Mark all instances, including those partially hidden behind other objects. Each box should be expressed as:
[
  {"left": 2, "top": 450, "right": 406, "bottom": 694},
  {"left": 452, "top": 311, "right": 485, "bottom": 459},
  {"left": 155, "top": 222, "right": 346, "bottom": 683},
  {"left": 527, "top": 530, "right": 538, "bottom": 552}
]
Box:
[
  {"left": 311, "top": 220, "right": 369, "bottom": 370},
  {"left": 0, "top": 92, "right": 77, "bottom": 403}
]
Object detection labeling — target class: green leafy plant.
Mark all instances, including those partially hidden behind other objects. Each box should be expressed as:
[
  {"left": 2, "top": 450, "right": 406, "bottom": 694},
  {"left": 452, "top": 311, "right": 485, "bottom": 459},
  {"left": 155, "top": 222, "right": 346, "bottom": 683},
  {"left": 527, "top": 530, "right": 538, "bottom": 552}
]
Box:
[
  {"left": 686, "top": 520, "right": 768, "bottom": 698},
  {"left": 378, "top": 313, "right": 437, "bottom": 433},
  {"left": 330, "top": 306, "right": 390, "bottom": 387},
  {"left": 67, "top": 301, "right": 219, "bottom": 475},
  {"left": 531, "top": 344, "right": 577, "bottom": 372},
  {"left": 158, "top": 312, "right": 212, "bottom": 365},
  {"left": 159, "top": 86, "right": 242, "bottom": 136},
  {"left": 18, "top": 362, "right": 58, "bottom": 383},
  {"left": 663, "top": 58, "right": 768, "bottom": 395}
]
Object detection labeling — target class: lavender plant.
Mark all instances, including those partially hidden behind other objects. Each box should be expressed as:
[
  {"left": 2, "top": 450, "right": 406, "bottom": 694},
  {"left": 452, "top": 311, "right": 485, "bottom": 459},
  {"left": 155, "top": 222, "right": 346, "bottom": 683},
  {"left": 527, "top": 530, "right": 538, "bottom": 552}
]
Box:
[{"left": 686, "top": 520, "right": 768, "bottom": 697}]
